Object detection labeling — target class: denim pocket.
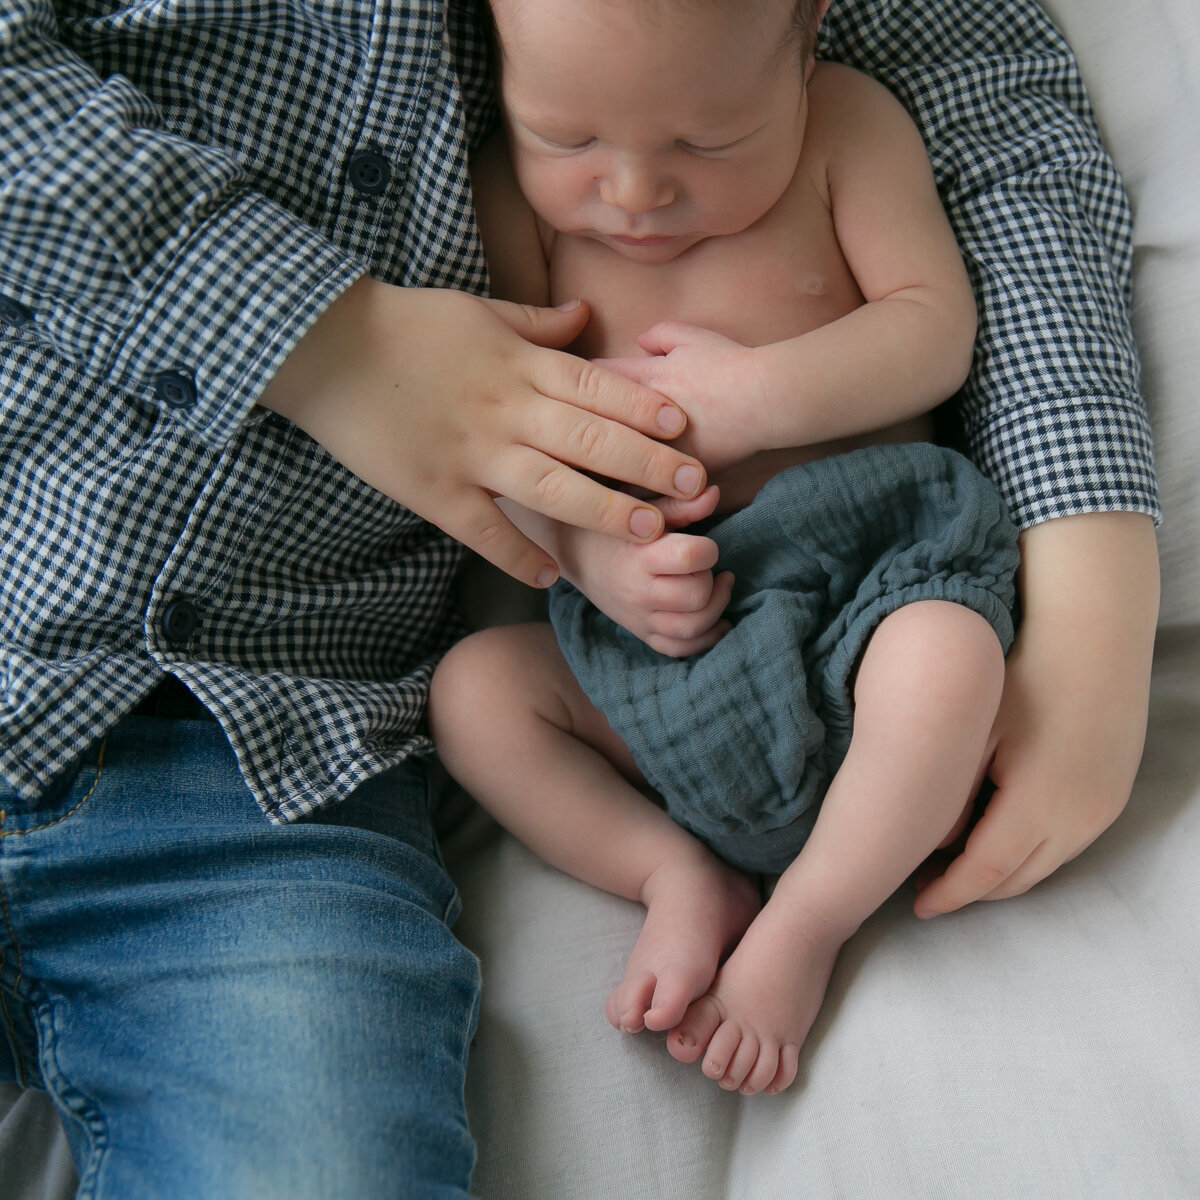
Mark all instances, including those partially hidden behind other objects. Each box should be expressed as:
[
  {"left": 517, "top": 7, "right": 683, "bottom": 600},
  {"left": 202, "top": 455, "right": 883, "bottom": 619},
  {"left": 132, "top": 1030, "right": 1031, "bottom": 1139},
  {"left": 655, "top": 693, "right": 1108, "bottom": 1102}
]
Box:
[{"left": 0, "top": 741, "right": 104, "bottom": 826}]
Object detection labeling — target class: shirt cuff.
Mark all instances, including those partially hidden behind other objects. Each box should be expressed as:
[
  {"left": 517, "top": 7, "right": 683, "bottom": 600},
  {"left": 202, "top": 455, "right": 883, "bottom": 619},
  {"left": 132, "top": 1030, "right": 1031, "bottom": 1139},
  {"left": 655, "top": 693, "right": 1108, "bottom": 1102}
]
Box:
[
  {"left": 967, "top": 393, "right": 1162, "bottom": 530},
  {"left": 107, "top": 190, "right": 365, "bottom": 447}
]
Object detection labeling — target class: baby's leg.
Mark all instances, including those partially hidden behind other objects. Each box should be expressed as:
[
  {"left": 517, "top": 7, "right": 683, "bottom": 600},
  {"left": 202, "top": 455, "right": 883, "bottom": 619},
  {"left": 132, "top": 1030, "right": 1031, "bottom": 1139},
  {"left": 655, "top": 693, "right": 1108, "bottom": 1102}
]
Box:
[
  {"left": 430, "top": 624, "right": 759, "bottom": 1034},
  {"left": 669, "top": 601, "right": 1004, "bottom": 1094}
]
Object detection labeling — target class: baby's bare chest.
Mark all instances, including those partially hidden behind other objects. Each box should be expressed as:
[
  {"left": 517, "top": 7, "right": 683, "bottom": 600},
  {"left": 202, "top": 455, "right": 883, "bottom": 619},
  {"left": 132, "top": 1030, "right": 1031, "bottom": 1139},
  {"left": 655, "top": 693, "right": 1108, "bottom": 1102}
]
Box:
[{"left": 549, "top": 183, "right": 863, "bottom": 360}]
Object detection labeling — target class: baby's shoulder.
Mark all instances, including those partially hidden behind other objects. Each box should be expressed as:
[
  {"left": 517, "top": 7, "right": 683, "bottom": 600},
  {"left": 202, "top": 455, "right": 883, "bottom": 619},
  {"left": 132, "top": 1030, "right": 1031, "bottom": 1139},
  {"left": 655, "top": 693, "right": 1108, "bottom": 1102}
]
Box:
[{"left": 806, "top": 61, "right": 921, "bottom": 147}]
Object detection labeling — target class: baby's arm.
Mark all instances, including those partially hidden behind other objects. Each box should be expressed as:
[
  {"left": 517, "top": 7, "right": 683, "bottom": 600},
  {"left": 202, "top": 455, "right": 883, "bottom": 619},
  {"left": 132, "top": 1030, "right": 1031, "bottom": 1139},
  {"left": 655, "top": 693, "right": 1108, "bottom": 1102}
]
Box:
[{"left": 608, "top": 66, "right": 978, "bottom": 471}]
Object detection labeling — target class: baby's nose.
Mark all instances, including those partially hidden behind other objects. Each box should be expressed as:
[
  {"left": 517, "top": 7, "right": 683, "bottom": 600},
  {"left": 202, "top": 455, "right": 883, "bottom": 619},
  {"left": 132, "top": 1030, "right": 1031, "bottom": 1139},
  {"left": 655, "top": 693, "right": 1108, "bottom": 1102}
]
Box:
[{"left": 599, "top": 159, "right": 674, "bottom": 214}]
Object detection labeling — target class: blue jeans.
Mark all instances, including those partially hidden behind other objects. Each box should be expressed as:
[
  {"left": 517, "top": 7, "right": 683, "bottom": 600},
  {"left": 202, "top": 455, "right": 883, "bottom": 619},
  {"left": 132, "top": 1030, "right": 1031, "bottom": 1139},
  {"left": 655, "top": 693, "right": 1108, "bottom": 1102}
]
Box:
[{"left": 0, "top": 714, "right": 480, "bottom": 1199}]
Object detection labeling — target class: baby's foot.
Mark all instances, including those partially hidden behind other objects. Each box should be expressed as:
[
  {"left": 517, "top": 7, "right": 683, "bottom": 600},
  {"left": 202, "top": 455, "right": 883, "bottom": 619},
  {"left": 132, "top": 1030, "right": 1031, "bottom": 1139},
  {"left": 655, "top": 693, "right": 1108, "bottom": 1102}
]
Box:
[
  {"left": 605, "top": 851, "right": 759, "bottom": 1036},
  {"left": 667, "top": 901, "right": 847, "bottom": 1095}
]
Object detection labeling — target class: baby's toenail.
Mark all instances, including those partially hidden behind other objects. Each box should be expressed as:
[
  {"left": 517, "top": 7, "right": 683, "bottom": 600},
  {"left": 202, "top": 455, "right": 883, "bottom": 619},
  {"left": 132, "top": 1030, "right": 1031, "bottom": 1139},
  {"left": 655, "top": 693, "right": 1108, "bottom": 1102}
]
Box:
[{"left": 675, "top": 1032, "right": 694, "bottom": 1047}]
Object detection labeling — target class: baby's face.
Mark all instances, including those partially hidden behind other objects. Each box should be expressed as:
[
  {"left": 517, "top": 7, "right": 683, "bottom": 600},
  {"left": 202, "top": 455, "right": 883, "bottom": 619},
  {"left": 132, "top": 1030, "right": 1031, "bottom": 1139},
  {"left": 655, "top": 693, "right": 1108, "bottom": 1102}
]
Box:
[{"left": 493, "top": 0, "right": 813, "bottom": 263}]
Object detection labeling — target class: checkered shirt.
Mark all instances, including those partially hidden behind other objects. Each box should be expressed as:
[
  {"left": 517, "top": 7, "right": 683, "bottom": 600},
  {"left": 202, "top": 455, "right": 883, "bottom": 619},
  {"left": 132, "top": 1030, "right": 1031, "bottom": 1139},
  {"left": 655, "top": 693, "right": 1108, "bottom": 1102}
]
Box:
[{"left": 0, "top": 0, "right": 1160, "bottom": 820}]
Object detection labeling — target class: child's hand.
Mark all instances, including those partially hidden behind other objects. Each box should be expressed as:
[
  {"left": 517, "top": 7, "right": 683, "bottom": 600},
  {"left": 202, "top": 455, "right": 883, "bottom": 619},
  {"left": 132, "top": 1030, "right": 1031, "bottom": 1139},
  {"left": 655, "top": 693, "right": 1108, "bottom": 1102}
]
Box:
[
  {"left": 913, "top": 514, "right": 1159, "bottom": 917},
  {"left": 260, "top": 279, "right": 706, "bottom": 588},
  {"left": 560, "top": 487, "right": 735, "bottom": 657},
  {"left": 596, "top": 322, "right": 769, "bottom": 473}
]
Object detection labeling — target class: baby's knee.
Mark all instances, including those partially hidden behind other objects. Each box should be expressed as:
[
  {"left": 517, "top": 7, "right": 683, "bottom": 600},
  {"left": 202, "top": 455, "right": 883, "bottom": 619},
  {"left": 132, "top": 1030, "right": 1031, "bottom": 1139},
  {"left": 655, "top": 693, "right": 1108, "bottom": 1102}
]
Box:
[
  {"left": 430, "top": 624, "right": 559, "bottom": 733},
  {"left": 866, "top": 601, "right": 1005, "bottom": 710},
  {"left": 432, "top": 628, "right": 513, "bottom": 723}
]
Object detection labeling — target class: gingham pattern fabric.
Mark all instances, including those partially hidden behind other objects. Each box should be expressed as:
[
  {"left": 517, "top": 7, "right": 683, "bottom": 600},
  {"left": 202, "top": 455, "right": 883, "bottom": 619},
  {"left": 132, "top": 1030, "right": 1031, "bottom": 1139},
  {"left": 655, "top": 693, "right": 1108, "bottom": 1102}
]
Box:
[
  {"left": 0, "top": 0, "right": 1160, "bottom": 820},
  {"left": 819, "top": 1, "right": 1160, "bottom": 528}
]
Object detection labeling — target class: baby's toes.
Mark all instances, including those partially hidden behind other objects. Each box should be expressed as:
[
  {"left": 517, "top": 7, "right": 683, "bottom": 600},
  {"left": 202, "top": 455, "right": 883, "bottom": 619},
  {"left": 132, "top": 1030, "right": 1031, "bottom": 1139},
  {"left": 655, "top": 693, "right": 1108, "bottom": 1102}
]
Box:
[
  {"left": 718, "top": 1029, "right": 761, "bottom": 1091},
  {"left": 607, "top": 969, "right": 657, "bottom": 1033},
  {"left": 739, "top": 1044, "right": 782, "bottom": 1096},
  {"left": 668, "top": 994, "right": 724, "bottom": 1064},
  {"left": 701, "top": 1020, "right": 746, "bottom": 1083},
  {"left": 765, "top": 1043, "right": 801, "bottom": 1096},
  {"left": 644, "top": 967, "right": 701, "bottom": 1033}
]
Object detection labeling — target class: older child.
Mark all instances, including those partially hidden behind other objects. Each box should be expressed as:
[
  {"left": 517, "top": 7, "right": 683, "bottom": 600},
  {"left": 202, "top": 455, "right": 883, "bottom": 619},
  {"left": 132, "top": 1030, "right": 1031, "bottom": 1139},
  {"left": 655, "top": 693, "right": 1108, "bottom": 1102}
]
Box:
[{"left": 432, "top": 0, "right": 1020, "bottom": 1097}]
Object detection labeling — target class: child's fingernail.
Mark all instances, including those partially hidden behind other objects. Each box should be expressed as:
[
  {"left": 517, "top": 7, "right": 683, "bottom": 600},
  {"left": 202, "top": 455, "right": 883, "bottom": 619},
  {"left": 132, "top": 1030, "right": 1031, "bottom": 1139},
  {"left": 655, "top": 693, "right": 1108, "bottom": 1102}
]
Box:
[
  {"left": 673, "top": 464, "right": 702, "bottom": 496},
  {"left": 657, "top": 405, "right": 685, "bottom": 435},
  {"left": 629, "top": 507, "right": 661, "bottom": 538},
  {"left": 535, "top": 566, "right": 559, "bottom": 588},
  {"left": 555, "top": 298, "right": 582, "bottom": 311}
]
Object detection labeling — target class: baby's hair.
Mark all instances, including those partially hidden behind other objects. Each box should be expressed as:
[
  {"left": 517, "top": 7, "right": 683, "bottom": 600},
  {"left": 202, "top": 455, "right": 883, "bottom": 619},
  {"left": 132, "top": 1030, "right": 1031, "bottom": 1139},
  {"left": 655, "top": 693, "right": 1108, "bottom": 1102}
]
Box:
[
  {"left": 655, "top": 0, "right": 824, "bottom": 62},
  {"left": 484, "top": 0, "right": 825, "bottom": 66}
]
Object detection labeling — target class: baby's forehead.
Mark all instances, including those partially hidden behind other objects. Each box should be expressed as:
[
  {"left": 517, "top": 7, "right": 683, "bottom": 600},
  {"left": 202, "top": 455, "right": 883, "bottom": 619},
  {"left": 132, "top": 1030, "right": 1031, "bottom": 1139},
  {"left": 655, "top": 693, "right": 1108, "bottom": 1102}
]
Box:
[{"left": 489, "top": 0, "right": 799, "bottom": 40}]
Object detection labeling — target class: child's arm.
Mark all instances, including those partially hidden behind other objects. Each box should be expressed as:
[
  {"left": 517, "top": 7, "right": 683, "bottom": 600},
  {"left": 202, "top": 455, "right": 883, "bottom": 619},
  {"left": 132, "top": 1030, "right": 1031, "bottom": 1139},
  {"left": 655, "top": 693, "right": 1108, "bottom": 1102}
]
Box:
[
  {"left": 914, "top": 511, "right": 1159, "bottom": 916},
  {"left": 259, "top": 282, "right": 708, "bottom": 588},
  {"left": 0, "top": 9, "right": 704, "bottom": 593},
  {"left": 260, "top": 133, "right": 708, "bottom": 586},
  {"left": 602, "top": 66, "right": 977, "bottom": 471}
]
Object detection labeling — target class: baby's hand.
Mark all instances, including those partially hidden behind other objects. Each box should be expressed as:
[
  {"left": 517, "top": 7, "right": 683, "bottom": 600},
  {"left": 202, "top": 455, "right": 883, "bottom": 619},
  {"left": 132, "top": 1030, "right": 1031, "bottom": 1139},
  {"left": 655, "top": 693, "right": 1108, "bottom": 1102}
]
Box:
[
  {"left": 596, "top": 322, "right": 769, "bottom": 473},
  {"left": 562, "top": 487, "right": 734, "bottom": 657}
]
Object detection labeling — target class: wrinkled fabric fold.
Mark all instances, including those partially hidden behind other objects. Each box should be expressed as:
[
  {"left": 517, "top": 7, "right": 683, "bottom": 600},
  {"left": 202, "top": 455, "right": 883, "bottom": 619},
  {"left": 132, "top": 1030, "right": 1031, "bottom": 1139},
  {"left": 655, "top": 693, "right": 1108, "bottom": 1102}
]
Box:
[{"left": 550, "top": 444, "right": 1019, "bottom": 872}]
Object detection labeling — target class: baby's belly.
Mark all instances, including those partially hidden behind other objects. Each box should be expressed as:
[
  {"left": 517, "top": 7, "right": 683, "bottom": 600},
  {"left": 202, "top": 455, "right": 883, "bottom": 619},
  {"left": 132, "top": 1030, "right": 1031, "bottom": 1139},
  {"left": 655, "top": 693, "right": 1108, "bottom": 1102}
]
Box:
[{"left": 710, "top": 414, "right": 936, "bottom": 514}]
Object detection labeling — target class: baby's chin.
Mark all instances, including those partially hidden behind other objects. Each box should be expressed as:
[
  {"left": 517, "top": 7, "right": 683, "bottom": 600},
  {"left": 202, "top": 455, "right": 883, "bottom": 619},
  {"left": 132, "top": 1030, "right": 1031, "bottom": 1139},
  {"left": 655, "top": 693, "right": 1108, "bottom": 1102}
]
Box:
[{"left": 592, "top": 231, "right": 708, "bottom": 263}]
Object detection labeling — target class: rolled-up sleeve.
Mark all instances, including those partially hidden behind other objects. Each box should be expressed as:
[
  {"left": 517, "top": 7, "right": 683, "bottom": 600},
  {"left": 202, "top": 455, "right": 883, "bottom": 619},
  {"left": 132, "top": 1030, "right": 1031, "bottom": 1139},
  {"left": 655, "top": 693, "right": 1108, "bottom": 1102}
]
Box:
[
  {"left": 822, "top": 0, "right": 1160, "bottom": 528},
  {"left": 0, "top": 0, "right": 363, "bottom": 447}
]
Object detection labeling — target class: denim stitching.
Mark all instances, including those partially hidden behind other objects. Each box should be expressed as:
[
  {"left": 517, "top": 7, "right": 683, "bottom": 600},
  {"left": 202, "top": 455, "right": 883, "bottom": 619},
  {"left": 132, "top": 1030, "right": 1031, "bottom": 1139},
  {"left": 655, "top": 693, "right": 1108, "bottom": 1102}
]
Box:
[
  {"left": 35, "top": 995, "right": 109, "bottom": 1200},
  {"left": 0, "top": 739, "right": 110, "bottom": 1189},
  {"left": 0, "top": 738, "right": 107, "bottom": 842}
]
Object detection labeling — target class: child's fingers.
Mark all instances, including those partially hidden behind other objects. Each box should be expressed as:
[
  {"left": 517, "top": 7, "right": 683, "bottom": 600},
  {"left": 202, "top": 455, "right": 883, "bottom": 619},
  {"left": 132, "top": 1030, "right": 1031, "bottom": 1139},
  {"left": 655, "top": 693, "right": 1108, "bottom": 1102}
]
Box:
[
  {"left": 529, "top": 349, "right": 701, "bottom": 462},
  {"left": 488, "top": 444, "right": 679, "bottom": 545},
  {"left": 435, "top": 486, "right": 562, "bottom": 590},
  {"left": 590, "top": 355, "right": 664, "bottom": 388},
  {"left": 480, "top": 295, "right": 591, "bottom": 350},
  {"left": 912, "top": 801, "right": 1047, "bottom": 917},
  {"left": 654, "top": 486, "right": 721, "bottom": 530}
]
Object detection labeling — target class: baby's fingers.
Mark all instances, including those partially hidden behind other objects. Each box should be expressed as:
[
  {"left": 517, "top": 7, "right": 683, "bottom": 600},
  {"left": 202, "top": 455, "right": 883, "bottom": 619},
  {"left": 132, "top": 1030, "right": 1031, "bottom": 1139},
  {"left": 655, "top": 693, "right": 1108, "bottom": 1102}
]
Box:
[
  {"left": 654, "top": 486, "right": 721, "bottom": 531},
  {"left": 645, "top": 619, "right": 731, "bottom": 659},
  {"left": 646, "top": 572, "right": 735, "bottom": 659}
]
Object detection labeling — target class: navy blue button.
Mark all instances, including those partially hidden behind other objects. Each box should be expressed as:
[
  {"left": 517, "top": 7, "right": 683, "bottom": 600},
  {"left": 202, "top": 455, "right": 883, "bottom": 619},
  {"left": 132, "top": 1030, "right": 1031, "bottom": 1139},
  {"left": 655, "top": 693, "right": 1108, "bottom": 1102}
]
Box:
[
  {"left": 347, "top": 149, "right": 391, "bottom": 195},
  {"left": 161, "top": 599, "right": 200, "bottom": 644},
  {"left": 155, "top": 370, "right": 197, "bottom": 409},
  {"left": 0, "top": 296, "right": 33, "bottom": 328}
]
